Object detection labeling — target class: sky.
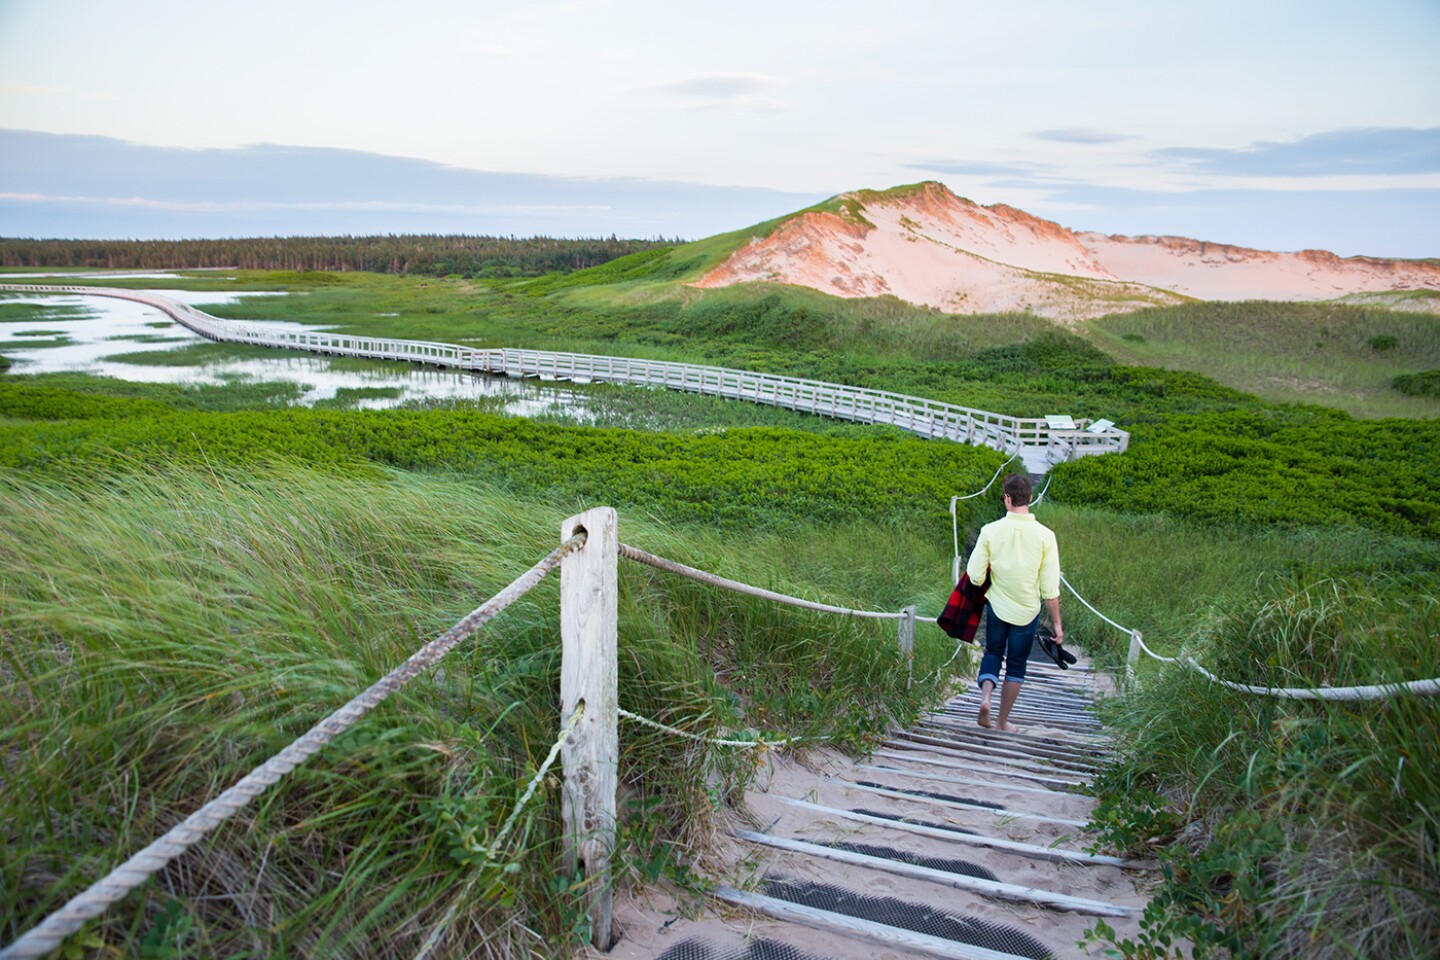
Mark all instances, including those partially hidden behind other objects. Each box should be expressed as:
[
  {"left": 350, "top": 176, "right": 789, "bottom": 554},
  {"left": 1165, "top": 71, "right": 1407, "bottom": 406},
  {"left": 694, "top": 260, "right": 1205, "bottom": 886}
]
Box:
[{"left": 1, "top": 0, "right": 1438, "bottom": 256}]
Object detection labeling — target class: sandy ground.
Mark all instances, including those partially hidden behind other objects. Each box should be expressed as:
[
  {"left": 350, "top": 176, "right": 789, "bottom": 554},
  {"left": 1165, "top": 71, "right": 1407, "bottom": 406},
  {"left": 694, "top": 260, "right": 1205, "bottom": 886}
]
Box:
[{"left": 693, "top": 183, "right": 1440, "bottom": 323}]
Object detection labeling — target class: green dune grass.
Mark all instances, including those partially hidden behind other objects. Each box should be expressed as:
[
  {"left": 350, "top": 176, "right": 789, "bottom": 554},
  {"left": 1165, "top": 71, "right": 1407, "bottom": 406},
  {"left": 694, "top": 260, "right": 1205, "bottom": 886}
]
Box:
[
  {"left": 1086, "top": 300, "right": 1440, "bottom": 418},
  {"left": 0, "top": 464, "right": 969, "bottom": 958}
]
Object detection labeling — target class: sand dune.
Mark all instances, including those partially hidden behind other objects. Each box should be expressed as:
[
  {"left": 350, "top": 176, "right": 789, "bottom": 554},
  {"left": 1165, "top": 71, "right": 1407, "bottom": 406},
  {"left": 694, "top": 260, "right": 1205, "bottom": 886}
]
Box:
[{"left": 694, "top": 182, "right": 1440, "bottom": 322}]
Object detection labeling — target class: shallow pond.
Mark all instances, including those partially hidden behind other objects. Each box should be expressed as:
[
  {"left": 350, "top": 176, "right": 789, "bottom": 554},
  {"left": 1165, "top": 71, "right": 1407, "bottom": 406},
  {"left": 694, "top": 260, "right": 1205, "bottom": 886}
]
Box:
[{"left": 0, "top": 289, "right": 593, "bottom": 416}]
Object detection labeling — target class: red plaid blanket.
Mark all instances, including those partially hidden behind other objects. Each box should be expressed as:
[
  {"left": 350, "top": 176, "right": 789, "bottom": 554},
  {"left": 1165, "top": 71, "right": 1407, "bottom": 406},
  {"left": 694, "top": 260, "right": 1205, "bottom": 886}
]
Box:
[{"left": 936, "top": 569, "right": 988, "bottom": 643}]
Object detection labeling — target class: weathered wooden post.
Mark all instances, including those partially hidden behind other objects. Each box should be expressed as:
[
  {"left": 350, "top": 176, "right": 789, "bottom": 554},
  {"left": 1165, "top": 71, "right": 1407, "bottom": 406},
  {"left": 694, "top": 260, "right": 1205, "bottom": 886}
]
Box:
[
  {"left": 1127, "top": 630, "right": 1143, "bottom": 684},
  {"left": 898, "top": 606, "right": 916, "bottom": 689},
  {"left": 560, "top": 507, "right": 618, "bottom": 951}
]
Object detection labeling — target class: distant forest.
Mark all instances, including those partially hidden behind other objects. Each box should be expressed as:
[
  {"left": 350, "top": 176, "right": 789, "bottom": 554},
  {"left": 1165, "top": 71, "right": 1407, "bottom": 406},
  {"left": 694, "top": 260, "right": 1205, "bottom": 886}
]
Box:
[{"left": 0, "top": 235, "right": 677, "bottom": 277}]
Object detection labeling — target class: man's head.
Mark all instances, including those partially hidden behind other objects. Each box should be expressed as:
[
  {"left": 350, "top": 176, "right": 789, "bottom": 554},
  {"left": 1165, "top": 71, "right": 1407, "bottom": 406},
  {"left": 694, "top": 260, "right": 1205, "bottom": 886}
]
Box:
[{"left": 1003, "top": 473, "right": 1032, "bottom": 508}]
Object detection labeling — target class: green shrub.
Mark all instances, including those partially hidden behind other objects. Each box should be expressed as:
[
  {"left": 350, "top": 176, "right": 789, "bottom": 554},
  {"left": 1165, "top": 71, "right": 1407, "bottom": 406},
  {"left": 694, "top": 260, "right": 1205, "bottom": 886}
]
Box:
[
  {"left": 1394, "top": 369, "right": 1440, "bottom": 398},
  {"left": 1050, "top": 408, "right": 1440, "bottom": 539},
  {"left": 0, "top": 382, "right": 1006, "bottom": 532},
  {"left": 1369, "top": 334, "right": 1399, "bottom": 351},
  {"left": 518, "top": 247, "right": 689, "bottom": 295},
  {"left": 0, "top": 376, "right": 313, "bottom": 414},
  {"left": 0, "top": 382, "right": 172, "bottom": 419}
]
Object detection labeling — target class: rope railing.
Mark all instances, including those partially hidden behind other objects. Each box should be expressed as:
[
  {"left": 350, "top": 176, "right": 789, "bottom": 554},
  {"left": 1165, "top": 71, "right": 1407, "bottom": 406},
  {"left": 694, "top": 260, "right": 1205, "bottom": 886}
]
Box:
[
  {"left": 922, "top": 636, "right": 969, "bottom": 683},
  {"left": 485, "top": 704, "right": 587, "bottom": 859},
  {"left": 1181, "top": 660, "right": 1440, "bottom": 701},
  {"left": 1031, "top": 473, "right": 1054, "bottom": 506},
  {"left": 1058, "top": 571, "right": 1440, "bottom": 701},
  {"left": 618, "top": 707, "right": 818, "bottom": 749},
  {"left": 612, "top": 534, "right": 984, "bottom": 736},
  {"left": 6, "top": 513, "right": 979, "bottom": 956},
  {"left": 1, "top": 534, "right": 587, "bottom": 960},
  {"left": 950, "top": 454, "right": 1019, "bottom": 581},
  {"left": 618, "top": 542, "right": 907, "bottom": 620},
  {"left": 1059, "top": 573, "right": 1159, "bottom": 649}
]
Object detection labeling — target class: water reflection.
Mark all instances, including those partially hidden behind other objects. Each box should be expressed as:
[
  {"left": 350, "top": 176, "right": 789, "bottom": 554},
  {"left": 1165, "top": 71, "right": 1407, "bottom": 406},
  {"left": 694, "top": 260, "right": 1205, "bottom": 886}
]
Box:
[
  {"left": 0, "top": 289, "right": 592, "bottom": 416},
  {"left": 0, "top": 272, "right": 234, "bottom": 280}
]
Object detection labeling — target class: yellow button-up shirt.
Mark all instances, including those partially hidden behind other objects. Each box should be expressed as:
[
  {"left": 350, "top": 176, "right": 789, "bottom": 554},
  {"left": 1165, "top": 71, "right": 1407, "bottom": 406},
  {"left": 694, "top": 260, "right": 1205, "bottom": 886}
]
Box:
[{"left": 965, "top": 511, "right": 1061, "bottom": 626}]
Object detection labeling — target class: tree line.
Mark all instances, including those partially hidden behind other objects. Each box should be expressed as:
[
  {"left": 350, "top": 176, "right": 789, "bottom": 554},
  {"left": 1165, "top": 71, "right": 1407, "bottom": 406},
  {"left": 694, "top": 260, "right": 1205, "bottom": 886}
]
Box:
[{"left": 0, "top": 235, "right": 676, "bottom": 278}]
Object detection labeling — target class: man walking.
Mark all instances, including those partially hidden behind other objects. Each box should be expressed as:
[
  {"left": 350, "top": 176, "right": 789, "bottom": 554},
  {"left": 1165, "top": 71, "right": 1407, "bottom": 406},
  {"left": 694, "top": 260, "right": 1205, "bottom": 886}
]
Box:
[{"left": 966, "top": 474, "right": 1063, "bottom": 732}]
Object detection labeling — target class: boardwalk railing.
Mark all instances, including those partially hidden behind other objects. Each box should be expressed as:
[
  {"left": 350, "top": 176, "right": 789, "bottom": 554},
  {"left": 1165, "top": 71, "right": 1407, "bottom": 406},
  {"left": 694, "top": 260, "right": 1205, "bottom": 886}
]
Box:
[{"left": 1, "top": 284, "right": 1129, "bottom": 469}]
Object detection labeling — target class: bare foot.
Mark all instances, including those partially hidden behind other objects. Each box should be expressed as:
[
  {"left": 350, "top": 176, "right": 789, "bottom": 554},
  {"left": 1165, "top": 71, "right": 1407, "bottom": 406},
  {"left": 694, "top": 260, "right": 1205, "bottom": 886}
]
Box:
[
  {"left": 977, "top": 703, "right": 992, "bottom": 728},
  {"left": 997, "top": 722, "right": 1021, "bottom": 733}
]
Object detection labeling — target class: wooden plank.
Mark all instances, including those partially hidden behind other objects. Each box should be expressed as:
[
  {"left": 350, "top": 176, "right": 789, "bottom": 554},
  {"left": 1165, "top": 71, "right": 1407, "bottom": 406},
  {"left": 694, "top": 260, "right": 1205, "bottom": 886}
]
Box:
[
  {"left": 921, "top": 714, "right": 1104, "bottom": 748},
  {"left": 856, "top": 763, "right": 1090, "bottom": 802},
  {"left": 772, "top": 796, "right": 1142, "bottom": 868},
  {"left": 874, "top": 747, "right": 1089, "bottom": 789},
  {"left": 734, "top": 830, "right": 1140, "bottom": 917},
  {"left": 922, "top": 717, "right": 1108, "bottom": 755},
  {"left": 560, "top": 507, "right": 619, "bottom": 951},
  {"left": 712, "top": 887, "right": 1045, "bottom": 960},
  {"left": 910, "top": 727, "right": 1101, "bottom": 772},
  {"left": 940, "top": 697, "right": 1102, "bottom": 721},
  {"left": 829, "top": 779, "right": 1089, "bottom": 827},
  {"left": 944, "top": 691, "right": 1098, "bottom": 713},
  {"left": 894, "top": 733, "right": 1099, "bottom": 777},
  {"left": 938, "top": 704, "right": 1103, "bottom": 730}
]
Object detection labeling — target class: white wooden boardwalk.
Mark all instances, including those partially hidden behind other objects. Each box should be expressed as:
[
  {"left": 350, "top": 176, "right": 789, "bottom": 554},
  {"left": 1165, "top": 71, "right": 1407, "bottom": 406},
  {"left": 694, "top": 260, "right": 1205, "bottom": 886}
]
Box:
[{"left": 1, "top": 284, "right": 1129, "bottom": 473}]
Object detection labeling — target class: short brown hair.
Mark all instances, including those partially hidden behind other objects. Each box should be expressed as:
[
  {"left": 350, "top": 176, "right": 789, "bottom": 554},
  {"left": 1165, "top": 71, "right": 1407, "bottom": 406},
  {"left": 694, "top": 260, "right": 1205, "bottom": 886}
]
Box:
[{"left": 1003, "top": 473, "right": 1032, "bottom": 506}]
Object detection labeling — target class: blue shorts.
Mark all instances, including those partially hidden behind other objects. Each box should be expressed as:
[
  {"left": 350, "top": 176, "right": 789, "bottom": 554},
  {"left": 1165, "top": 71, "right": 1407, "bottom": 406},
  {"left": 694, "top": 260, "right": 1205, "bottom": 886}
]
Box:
[{"left": 977, "top": 606, "right": 1039, "bottom": 688}]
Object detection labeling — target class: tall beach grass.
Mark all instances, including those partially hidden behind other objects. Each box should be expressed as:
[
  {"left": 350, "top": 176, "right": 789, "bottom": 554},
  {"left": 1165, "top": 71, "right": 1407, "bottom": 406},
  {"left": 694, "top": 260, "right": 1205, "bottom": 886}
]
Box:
[
  {"left": 1, "top": 464, "right": 965, "bottom": 958},
  {"left": 988, "top": 501, "right": 1440, "bottom": 956}
]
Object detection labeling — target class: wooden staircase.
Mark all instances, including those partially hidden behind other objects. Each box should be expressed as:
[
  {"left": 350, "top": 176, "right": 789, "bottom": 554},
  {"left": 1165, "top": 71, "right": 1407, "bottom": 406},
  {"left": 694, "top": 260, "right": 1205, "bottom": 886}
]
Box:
[{"left": 604, "top": 653, "right": 1148, "bottom": 960}]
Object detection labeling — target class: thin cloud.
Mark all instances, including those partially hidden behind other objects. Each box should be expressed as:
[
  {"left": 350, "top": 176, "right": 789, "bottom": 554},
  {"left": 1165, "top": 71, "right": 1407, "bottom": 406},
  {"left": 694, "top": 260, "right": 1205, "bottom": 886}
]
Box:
[
  {"left": 511, "top": 0, "right": 611, "bottom": 23},
  {"left": 634, "top": 73, "right": 790, "bottom": 112},
  {"left": 1156, "top": 127, "right": 1440, "bottom": 177},
  {"left": 1031, "top": 128, "right": 1135, "bottom": 145},
  {"left": 687, "top": 96, "right": 788, "bottom": 114},
  {"left": 0, "top": 82, "right": 55, "bottom": 95}
]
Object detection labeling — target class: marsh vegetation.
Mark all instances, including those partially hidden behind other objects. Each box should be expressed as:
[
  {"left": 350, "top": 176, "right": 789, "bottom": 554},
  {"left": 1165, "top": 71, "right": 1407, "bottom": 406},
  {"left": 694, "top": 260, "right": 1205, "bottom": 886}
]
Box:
[{"left": 2, "top": 257, "right": 1437, "bottom": 958}]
